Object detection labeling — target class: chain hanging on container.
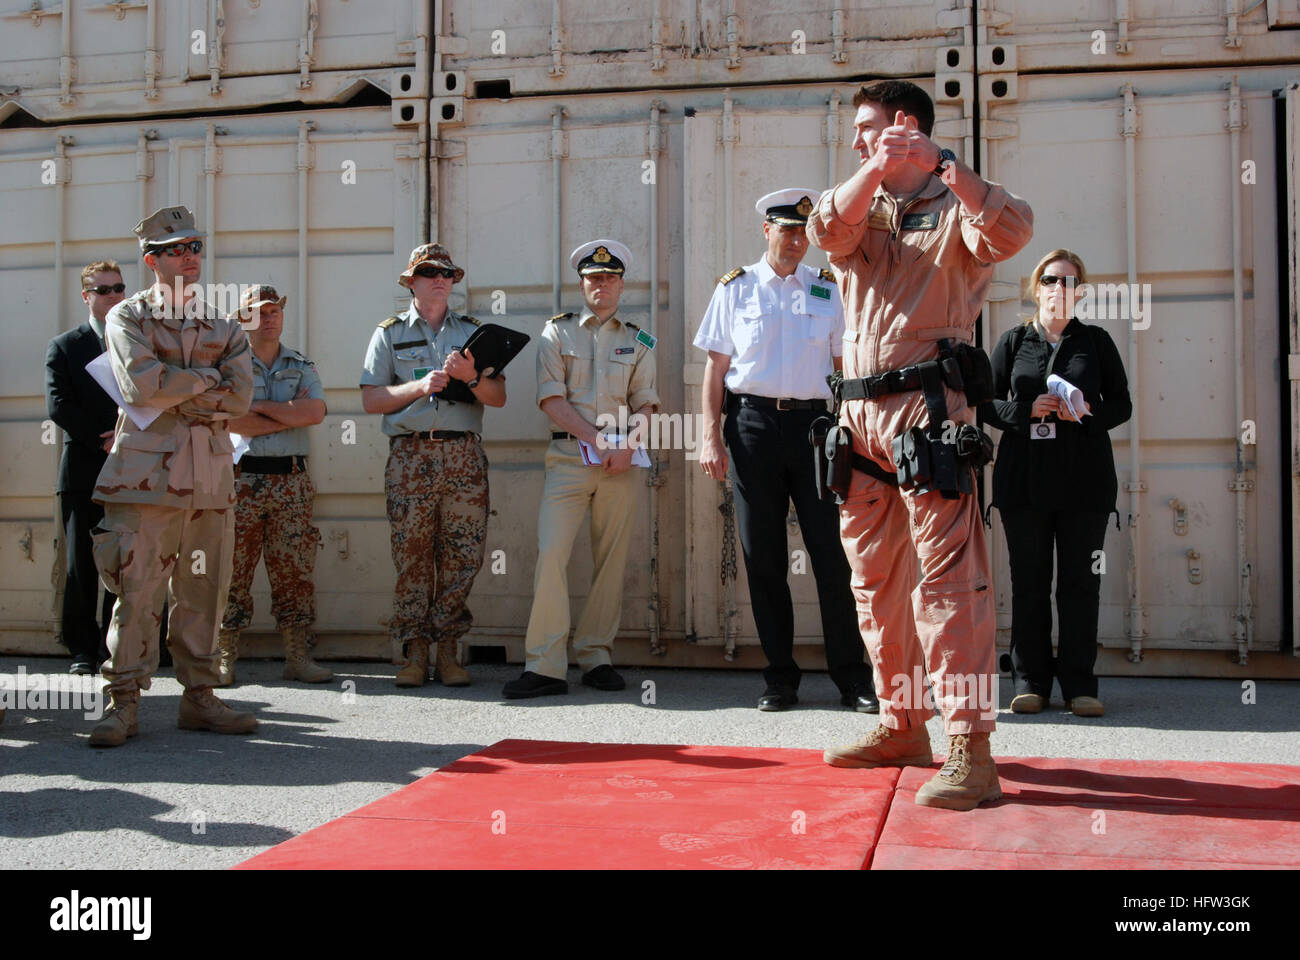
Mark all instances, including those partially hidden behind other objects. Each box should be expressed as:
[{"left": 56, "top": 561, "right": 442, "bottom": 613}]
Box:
[{"left": 719, "top": 480, "right": 738, "bottom": 660}]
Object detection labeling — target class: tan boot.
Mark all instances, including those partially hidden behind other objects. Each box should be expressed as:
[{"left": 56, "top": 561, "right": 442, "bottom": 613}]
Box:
[
  {"left": 216, "top": 628, "right": 240, "bottom": 687},
  {"left": 281, "top": 625, "right": 334, "bottom": 684},
  {"left": 89, "top": 688, "right": 140, "bottom": 748},
  {"left": 394, "top": 640, "right": 429, "bottom": 687},
  {"left": 433, "top": 638, "right": 470, "bottom": 686},
  {"left": 177, "top": 687, "right": 258, "bottom": 734},
  {"left": 824, "top": 723, "right": 934, "bottom": 768},
  {"left": 914, "top": 732, "right": 1002, "bottom": 811}
]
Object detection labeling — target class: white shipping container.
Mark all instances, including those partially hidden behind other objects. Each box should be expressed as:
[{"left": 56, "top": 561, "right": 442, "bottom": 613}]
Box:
[
  {"left": 982, "top": 65, "right": 1297, "bottom": 660},
  {"left": 0, "top": 0, "right": 428, "bottom": 123},
  {"left": 438, "top": 0, "right": 967, "bottom": 96},
  {"left": 988, "top": 0, "right": 1300, "bottom": 73}
]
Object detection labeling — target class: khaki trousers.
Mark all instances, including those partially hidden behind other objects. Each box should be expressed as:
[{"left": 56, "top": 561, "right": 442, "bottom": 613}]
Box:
[
  {"left": 92, "top": 503, "right": 233, "bottom": 694},
  {"left": 523, "top": 440, "right": 639, "bottom": 679}
]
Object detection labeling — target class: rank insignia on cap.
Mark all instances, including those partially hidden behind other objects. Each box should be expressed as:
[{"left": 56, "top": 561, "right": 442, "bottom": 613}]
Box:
[
  {"left": 635, "top": 329, "right": 657, "bottom": 350},
  {"left": 796, "top": 196, "right": 813, "bottom": 217},
  {"left": 755, "top": 187, "right": 823, "bottom": 227},
  {"left": 593, "top": 246, "right": 611, "bottom": 263}
]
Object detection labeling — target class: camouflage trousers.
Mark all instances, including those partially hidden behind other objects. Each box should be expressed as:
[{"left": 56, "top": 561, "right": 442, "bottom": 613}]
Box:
[
  {"left": 92, "top": 502, "right": 233, "bottom": 694},
  {"left": 221, "top": 467, "right": 320, "bottom": 632},
  {"left": 385, "top": 434, "right": 488, "bottom": 653}
]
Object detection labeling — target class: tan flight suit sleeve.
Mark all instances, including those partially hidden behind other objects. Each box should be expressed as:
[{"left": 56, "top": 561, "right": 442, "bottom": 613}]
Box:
[{"left": 957, "top": 183, "right": 1035, "bottom": 265}]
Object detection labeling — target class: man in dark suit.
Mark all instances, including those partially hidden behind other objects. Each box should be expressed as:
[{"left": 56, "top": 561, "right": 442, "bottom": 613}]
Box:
[{"left": 45, "top": 260, "right": 126, "bottom": 673}]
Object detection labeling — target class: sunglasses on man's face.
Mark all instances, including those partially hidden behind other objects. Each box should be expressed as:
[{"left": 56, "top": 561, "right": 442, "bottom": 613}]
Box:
[
  {"left": 1039, "top": 274, "right": 1077, "bottom": 288},
  {"left": 85, "top": 283, "right": 126, "bottom": 295},
  {"left": 414, "top": 265, "right": 456, "bottom": 280},
  {"left": 151, "top": 240, "right": 204, "bottom": 258}
]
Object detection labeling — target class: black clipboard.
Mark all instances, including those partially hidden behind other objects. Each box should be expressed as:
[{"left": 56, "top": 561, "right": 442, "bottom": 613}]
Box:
[{"left": 436, "top": 322, "right": 531, "bottom": 403}]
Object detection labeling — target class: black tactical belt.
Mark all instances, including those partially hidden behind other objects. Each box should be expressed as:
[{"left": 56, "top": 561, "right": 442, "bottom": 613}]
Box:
[
  {"left": 238, "top": 455, "right": 306, "bottom": 475},
  {"left": 838, "top": 367, "right": 925, "bottom": 402},
  {"left": 733, "top": 394, "right": 828, "bottom": 412},
  {"left": 396, "top": 430, "right": 474, "bottom": 442},
  {"left": 852, "top": 452, "right": 900, "bottom": 487},
  {"left": 551, "top": 432, "right": 579, "bottom": 440}
]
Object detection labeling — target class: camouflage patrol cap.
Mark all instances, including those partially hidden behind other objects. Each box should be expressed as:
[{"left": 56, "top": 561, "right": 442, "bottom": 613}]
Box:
[
  {"left": 240, "top": 284, "right": 287, "bottom": 311},
  {"left": 134, "top": 205, "right": 205, "bottom": 251},
  {"left": 399, "top": 242, "right": 464, "bottom": 287}
]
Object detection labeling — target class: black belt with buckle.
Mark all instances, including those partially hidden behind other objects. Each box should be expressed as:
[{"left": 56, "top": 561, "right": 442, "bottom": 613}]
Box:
[
  {"left": 396, "top": 430, "right": 474, "bottom": 442},
  {"left": 732, "top": 394, "right": 828, "bottom": 412},
  {"left": 238, "top": 455, "right": 306, "bottom": 475},
  {"left": 838, "top": 367, "right": 925, "bottom": 402}
]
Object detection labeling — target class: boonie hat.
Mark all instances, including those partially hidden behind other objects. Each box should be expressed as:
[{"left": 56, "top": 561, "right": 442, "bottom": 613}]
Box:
[{"left": 399, "top": 242, "right": 464, "bottom": 287}]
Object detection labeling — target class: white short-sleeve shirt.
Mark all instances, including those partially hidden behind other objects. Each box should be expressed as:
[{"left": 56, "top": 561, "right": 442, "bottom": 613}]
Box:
[{"left": 693, "top": 255, "right": 844, "bottom": 401}]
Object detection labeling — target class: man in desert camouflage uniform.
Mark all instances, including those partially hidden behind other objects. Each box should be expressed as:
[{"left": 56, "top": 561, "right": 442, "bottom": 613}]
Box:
[
  {"left": 218, "top": 284, "right": 332, "bottom": 686},
  {"left": 361, "top": 243, "right": 506, "bottom": 688},
  {"left": 88, "top": 205, "right": 257, "bottom": 747}
]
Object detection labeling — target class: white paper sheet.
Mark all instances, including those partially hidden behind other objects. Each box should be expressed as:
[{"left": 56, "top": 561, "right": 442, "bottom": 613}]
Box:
[
  {"left": 85, "top": 353, "right": 161, "bottom": 430},
  {"left": 1046, "top": 373, "right": 1088, "bottom": 420},
  {"left": 578, "top": 435, "right": 651, "bottom": 468}
]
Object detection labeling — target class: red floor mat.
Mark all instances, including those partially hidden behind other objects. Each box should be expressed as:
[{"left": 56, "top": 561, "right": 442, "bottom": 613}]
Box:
[
  {"left": 237, "top": 739, "right": 898, "bottom": 869},
  {"left": 870, "top": 757, "right": 1300, "bottom": 870},
  {"left": 235, "top": 741, "right": 1300, "bottom": 870}
]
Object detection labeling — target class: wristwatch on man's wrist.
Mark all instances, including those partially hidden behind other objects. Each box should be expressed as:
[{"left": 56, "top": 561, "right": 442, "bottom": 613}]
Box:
[
  {"left": 467, "top": 375, "right": 481, "bottom": 389},
  {"left": 932, "top": 148, "right": 957, "bottom": 178}
]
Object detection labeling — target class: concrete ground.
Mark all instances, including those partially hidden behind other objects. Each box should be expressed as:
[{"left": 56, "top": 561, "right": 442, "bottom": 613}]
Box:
[{"left": 1, "top": 654, "right": 1297, "bottom": 870}]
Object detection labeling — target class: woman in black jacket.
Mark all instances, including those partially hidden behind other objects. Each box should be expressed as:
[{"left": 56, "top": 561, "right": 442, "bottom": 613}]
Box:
[{"left": 980, "top": 248, "right": 1132, "bottom": 718}]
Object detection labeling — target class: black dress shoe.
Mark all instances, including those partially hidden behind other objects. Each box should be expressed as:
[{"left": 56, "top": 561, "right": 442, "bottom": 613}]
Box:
[
  {"left": 758, "top": 686, "right": 798, "bottom": 711},
  {"left": 69, "top": 659, "right": 94, "bottom": 676},
  {"left": 581, "top": 664, "right": 626, "bottom": 691},
  {"left": 840, "top": 689, "right": 880, "bottom": 714},
  {"left": 502, "top": 671, "right": 568, "bottom": 700}
]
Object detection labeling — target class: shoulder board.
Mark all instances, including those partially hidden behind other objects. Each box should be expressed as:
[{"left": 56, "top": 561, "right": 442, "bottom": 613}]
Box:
[
  {"left": 818, "top": 268, "right": 836, "bottom": 285},
  {"left": 462, "top": 314, "right": 480, "bottom": 327},
  {"left": 548, "top": 312, "right": 574, "bottom": 323},
  {"left": 718, "top": 267, "right": 746, "bottom": 286},
  {"left": 623, "top": 320, "right": 639, "bottom": 331},
  {"left": 378, "top": 316, "right": 401, "bottom": 329}
]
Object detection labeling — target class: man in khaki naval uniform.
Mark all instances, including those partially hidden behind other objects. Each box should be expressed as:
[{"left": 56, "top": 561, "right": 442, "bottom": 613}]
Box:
[
  {"left": 89, "top": 205, "right": 257, "bottom": 747},
  {"left": 361, "top": 243, "right": 507, "bottom": 688},
  {"left": 503, "top": 240, "right": 660, "bottom": 699},
  {"left": 219, "top": 285, "right": 332, "bottom": 686}
]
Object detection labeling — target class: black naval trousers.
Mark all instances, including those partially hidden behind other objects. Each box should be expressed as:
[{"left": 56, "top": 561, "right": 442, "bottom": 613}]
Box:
[
  {"left": 1000, "top": 506, "right": 1110, "bottom": 701},
  {"left": 60, "top": 491, "right": 115, "bottom": 665},
  {"left": 723, "top": 397, "right": 871, "bottom": 694}
]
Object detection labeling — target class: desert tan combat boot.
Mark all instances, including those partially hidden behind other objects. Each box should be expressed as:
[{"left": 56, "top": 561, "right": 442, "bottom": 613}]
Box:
[
  {"left": 823, "top": 723, "right": 934, "bottom": 768},
  {"left": 216, "top": 628, "right": 239, "bottom": 687},
  {"left": 177, "top": 687, "right": 258, "bottom": 734},
  {"left": 914, "top": 732, "right": 1002, "bottom": 810},
  {"left": 394, "top": 639, "right": 429, "bottom": 687},
  {"left": 89, "top": 688, "right": 140, "bottom": 748},
  {"left": 281, "top": 625, "right": 334, "bottom": 683},
  {"left": 433, "top": 638, "right": 470, "bottom": 686}
]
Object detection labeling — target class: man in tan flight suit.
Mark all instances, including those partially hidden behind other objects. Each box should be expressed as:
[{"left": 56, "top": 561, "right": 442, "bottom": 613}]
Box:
[
  {"left": 88, "top": 205, "right": 257, "bottom": 747},
  {"left": 503, "top": 239, "right": 660, "bottom": 699}
]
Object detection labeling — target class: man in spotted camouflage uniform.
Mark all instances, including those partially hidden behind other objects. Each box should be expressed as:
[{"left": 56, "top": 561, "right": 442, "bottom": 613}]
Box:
[
  {"left": 361, "top": 243, "right": 506, "bottom": 688},
  {"left": 88, "top": 205, "right": 257, "bottom": 747},
  {"left": 219, "top": 284, "right": 332, "bottom": 686}
]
